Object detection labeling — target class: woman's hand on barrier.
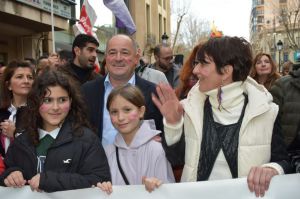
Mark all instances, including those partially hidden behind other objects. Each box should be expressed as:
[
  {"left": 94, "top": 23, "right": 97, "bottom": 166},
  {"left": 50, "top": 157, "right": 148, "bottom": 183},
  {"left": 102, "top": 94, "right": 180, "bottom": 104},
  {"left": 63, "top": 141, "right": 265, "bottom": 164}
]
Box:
[{"left": 247, "top": 166, "right": 278, "bottom": 197}]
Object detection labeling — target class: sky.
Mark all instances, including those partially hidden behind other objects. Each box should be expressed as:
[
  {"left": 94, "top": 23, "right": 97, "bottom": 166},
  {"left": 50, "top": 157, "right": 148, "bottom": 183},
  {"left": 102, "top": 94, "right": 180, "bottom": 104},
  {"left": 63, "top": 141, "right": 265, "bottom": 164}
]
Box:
[
  {"left": 76, "top": 0, "right": 252, "bottom": 40},
  {"left": 187, "top": 0, "right": 252, "bottom": 40}
]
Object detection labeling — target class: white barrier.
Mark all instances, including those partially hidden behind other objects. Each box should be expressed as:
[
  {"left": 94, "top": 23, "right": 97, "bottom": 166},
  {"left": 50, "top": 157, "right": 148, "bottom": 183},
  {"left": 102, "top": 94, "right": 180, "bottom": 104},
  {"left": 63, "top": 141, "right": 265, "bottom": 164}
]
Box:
[{"left": 0, "top": 174, "right": 299, "bottom": 199}]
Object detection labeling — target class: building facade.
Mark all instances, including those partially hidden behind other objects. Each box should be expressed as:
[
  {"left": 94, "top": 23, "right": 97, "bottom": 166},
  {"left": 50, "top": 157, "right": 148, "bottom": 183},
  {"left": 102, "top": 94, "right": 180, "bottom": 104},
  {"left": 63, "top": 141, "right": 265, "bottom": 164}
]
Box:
[
  {"left": 250, "top": 0, "right": 300, "bottom": 70},
  {"left": 125, "top": 0, "right": 171, "bottom": 60},
  {"left": 0, "top": 0, "right": 75, "bottom": 65}
]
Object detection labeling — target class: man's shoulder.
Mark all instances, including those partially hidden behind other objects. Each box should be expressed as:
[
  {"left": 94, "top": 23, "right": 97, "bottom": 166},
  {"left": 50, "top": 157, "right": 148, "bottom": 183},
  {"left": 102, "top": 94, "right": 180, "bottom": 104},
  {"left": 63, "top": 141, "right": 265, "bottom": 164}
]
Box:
[
  {"left": 82, "top": 75, "right": 104, "bottom": 89},
  {"left": 136, "top": 75, "right": 156, "bottom": 89}
]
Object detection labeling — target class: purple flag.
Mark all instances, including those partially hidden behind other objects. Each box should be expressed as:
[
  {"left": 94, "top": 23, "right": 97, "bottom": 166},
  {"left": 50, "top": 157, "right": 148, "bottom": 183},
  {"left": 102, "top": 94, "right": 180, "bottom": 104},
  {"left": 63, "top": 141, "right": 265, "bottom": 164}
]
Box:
[{"left": 103, "top": 0, "right": 136, "bottom": 35}]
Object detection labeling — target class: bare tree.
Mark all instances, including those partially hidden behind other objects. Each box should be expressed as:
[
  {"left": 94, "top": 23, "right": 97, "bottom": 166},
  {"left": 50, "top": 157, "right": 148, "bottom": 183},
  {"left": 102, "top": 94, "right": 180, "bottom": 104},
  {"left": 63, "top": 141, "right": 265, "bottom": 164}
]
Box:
[
  {"left": 180, "top": 14, "right": 210, "bottom": 50},
  {"left": 171, "top": 0, "right": 191, "bottom": 50},
  {"left": 278, "top": 0, "right": 300, "bottom": 50},
  {"left": 268, "top": 0, "right": 300, "bottom": 50}
]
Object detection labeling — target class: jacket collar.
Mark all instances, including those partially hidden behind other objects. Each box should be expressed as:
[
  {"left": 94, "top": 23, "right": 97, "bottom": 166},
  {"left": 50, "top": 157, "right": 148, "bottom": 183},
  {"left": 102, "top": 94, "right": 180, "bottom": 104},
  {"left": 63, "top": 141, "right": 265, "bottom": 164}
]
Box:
[
  {"left": 50, "top": 118, "right": 73, "bottom": 148},
  {"left": 114, "top": 120, "right": 160, "bottom": 149},
  {"left": 183, "top": 77, "right": 275, "bottom": 136}
]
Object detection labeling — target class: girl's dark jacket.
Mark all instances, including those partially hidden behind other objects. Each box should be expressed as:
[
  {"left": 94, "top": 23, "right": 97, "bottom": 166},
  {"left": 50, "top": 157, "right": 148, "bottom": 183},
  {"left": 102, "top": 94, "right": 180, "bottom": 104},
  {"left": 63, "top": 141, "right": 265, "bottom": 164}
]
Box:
[{"left": 0, "top": 119, "right": 111, "bottom": 192}]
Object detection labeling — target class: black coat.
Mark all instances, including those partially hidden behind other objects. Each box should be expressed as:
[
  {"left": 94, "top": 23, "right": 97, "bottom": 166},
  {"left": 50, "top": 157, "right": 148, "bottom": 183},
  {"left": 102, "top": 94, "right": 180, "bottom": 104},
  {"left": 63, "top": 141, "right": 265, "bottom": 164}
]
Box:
[
  {"left": 270, "top": 68, "right": 300, "bottom": 146},
  {"left": 81, "top": 75, "right": 163, "bottom": 141},
  {"left": 0, "top": 119, "right": 111, "bottom": 192}
]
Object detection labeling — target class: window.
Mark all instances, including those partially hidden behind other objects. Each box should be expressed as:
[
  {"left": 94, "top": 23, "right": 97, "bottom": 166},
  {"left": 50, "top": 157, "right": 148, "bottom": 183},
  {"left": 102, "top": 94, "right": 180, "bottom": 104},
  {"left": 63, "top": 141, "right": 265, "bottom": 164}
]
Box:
[
  {"left": 283, "top": 52, "right": 289, "bottom": 62},
  {"left": 164, "top": 17, "right": 166, "bottom": 33},
  {"left": 159, "top": 14, "right": 162, "bottom": 41},
  {"left": 146, "top": 4, "right": 150, "bottom": 35},
  {"left": 257, "top": 16, "right": 264, "bottom": 23},
  {"left": 256, "top": 0, "right": 264, "bottom": 5}
]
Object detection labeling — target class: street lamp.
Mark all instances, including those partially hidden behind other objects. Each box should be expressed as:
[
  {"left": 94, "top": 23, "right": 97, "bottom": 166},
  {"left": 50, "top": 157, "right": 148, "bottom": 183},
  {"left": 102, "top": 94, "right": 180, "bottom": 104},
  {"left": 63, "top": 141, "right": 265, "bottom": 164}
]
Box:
[
  {"left": 161, "top": 32, "right": 169, "bottom": 44},
  {"left": 277, "top": 40, "right": 283, "bottom": 73}
]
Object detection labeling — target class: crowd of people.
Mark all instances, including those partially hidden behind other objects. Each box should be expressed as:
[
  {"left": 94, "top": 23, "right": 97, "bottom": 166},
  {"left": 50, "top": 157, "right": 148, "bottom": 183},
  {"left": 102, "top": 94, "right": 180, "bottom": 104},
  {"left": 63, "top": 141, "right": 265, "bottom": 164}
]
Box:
[{"left": 0, "top": 33, "right": 299, "bottom": 197}]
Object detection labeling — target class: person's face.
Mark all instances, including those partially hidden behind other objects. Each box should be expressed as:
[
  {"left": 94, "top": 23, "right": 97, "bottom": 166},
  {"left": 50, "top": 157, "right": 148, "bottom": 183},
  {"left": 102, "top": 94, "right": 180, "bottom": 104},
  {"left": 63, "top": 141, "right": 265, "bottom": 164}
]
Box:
[
  {"left": 282, "top": 67, "right": 290, "bottom": 76},
  {"left": 39, "top": 86, "right": 71, "bottom": 132},
  {"left": 156, "top": 46, "right": 173, "bottom": 71},
  {"left": 75, "top": 42, "right": 97, "bottom": 68},
  {"left": 109, "top": 95, "right": 145, "bottom": 142},
  {"left": 193, "top": 55, "right": 224, "bottom": 92},
  {"left": 105, "top": 35, "right": 139, "bottom": 82},
  {"left": 255, "top": 55, "right": 272, "bottom": 76},
  {"left": 8, "top": 67, "right": 34, "bottom": 98}
]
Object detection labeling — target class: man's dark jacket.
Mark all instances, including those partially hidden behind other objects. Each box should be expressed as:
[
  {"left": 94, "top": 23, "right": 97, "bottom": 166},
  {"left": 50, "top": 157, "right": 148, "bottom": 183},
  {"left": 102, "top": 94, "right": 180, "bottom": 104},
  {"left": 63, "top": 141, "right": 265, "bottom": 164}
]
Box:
[
  {"left": 58, "top": 62, "right": 99, "bottom": 86},
  {"left": 270, "top": 68, "right": 300, "bottom": 146},
  {"left": 81, "top": 75, "right": 163, "bottom": 141},
  {"left": 0, "top": 119, "right": 111, "bottom": 192}
]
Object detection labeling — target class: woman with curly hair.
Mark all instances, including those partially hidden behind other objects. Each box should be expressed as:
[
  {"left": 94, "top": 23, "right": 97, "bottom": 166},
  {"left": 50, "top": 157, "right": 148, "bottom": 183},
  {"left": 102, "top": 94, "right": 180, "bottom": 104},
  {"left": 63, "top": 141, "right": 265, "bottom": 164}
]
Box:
[
  {"left": 250, "top": 53, "right": 281, "bottom": 90},
  {"left": 0, "top": 69, "right": 111, "bottom": 192}
]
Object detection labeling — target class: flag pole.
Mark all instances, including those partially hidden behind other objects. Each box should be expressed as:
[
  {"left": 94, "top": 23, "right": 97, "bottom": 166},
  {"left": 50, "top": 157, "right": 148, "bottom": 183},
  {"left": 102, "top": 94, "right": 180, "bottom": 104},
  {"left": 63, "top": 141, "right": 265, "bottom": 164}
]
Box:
[{"left": 51, "top": 0, "right": 55, "bottom": 52}]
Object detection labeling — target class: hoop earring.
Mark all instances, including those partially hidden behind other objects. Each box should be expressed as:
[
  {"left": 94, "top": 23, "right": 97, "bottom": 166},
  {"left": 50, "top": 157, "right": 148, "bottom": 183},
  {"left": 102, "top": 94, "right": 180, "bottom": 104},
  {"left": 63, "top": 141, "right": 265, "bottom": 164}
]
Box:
[{"left": 217, "top": 80, "right": 224, "bottom": 111}]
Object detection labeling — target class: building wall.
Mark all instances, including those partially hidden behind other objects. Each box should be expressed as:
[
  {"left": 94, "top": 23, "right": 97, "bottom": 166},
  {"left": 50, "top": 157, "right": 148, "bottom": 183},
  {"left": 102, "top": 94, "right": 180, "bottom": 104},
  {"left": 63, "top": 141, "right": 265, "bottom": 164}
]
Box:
[
  {"left": 0, "top": 0, "right": 71, "bottom": 64},
  {"left": 128, "top": 0, "right": 171, "bottom": 60},
  {"left": 250, "top": 0, "right": 300, "bottom": 69}
]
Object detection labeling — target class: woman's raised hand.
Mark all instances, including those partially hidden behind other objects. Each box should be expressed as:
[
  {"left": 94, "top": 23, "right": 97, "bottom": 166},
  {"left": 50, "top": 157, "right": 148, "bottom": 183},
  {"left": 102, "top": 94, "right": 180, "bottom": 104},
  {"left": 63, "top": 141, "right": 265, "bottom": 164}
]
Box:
[{"left": 152, "top": 83, "right": 183, "bottom": 125}]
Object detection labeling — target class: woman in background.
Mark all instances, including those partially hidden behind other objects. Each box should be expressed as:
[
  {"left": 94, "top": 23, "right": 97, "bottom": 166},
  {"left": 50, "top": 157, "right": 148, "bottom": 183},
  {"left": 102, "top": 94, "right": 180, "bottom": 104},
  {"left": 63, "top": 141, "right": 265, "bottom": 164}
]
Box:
[
  {"left": 250, "top": 53, "right": 280, "bottom": 90},
  {"left": 0, "top": 60, "right": 34, "bottom": 157}
]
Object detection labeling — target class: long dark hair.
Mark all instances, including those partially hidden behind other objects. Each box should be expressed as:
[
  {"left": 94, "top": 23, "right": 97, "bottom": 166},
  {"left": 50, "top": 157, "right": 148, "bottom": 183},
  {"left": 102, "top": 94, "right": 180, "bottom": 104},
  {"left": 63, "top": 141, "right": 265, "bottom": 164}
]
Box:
[
  {"left": 0, "top": 60, "right": 34, "bottom": 109},
  {"left": 24, "top": 69, "right": 91, "bottom": 146}
]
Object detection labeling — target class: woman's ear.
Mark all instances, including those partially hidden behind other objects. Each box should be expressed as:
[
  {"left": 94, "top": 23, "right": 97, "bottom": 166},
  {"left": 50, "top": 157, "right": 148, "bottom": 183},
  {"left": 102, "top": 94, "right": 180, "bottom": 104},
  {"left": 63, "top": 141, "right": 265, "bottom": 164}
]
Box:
[
  {"left": 74, "top": 47, "right": 81, "bottom": 56},
  {"left": 139, "top": 106, "right": 146, "bottom": 119},
  {"left": 222, "top": 65, "right": 233, "bottom": 82}
]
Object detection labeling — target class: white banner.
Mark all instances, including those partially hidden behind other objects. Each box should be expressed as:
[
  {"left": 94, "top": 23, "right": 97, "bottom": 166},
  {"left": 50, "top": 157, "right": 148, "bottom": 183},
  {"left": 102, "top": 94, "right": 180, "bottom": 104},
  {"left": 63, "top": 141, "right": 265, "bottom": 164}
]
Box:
[{"left": 0, "top": 174, "right": 299, "bottom": 199}]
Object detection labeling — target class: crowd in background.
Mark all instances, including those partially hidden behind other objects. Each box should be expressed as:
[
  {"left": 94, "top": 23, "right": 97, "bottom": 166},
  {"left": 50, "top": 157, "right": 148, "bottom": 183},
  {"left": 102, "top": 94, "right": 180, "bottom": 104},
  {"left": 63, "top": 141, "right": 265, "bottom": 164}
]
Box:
[{"left": 0, "top": 33, "right": 299, "bottom": 197}]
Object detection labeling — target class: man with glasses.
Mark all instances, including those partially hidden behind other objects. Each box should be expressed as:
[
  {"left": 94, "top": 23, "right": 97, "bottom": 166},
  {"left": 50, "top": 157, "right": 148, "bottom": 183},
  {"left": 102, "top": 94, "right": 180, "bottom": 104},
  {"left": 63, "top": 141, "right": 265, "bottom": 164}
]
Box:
[{"left": 150, "top": 44, "right": 180, "bottom": 88}]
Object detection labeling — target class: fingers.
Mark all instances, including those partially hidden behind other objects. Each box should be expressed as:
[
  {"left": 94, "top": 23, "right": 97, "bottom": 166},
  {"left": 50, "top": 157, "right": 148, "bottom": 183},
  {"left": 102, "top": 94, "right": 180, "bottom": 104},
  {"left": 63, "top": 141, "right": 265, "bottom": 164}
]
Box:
[
  {"left": 1, "top": 120, "right": 15, "bottom": 138},
  {"left": 142, "top": 177, "right": 162, "bottom": 193},
  {"left": 247, "top": 167, "right": 256, "bottom": 194},
  {"left": 152, "top": 93, "right": 162, "bottom": 111},
  {"left": 97, "top": 181, "right": 113, "bottom": 195},
  {"left": 247, "top": 167, "right": 278, "bottom": 197},
  {"left": 4, "top": 171, "right": 26, "bottom": 188},
  {"left": 28, "top": 174, "right": 40, "bottom": 192}
]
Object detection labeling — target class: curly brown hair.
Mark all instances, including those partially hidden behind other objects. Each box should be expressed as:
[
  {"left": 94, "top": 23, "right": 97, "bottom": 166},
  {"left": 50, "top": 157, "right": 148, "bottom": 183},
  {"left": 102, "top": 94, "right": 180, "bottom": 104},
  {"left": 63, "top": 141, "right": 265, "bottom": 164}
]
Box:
[
  {"left": 250, "top": 53, "right": 281, "bottom": 90},
  {"left": 23, "top": 69, "right": 91, "bottom": 146}
]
